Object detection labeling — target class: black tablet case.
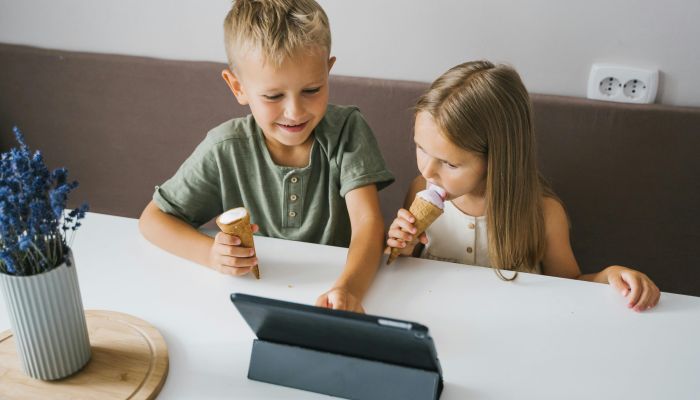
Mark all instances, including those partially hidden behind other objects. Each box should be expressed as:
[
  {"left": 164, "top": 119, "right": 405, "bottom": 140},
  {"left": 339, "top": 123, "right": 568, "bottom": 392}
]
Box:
[{"left": 231, "top": 293, "right": 443, "bottom": 400}]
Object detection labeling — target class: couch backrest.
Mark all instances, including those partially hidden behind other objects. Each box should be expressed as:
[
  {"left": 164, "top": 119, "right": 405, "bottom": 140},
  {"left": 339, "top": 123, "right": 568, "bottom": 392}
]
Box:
[{"left": 1, "top": 43, "right": 698, "bottom": 296}]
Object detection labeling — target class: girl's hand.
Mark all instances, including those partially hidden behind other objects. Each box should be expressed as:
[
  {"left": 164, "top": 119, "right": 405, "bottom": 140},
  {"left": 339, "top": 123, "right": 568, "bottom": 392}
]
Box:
[
  {"left": 605, "top": 265, "right": 660, "bottom": 312},
  {"left": 208, "top": 224, "right": 259, "bottom": 276},
  {"left": 385, "top": 208, "right": 428, "bottom": 257},
  {"left": 315, "top": 286, "right": 364, "bottom": 313}
]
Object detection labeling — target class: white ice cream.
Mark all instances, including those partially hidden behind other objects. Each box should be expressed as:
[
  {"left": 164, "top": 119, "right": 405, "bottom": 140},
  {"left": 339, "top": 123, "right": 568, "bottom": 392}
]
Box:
[
  {"left": 219, "top": 207, "right": 247, "bottom": 224},
  {"left": 416, "top": 183, "right": 447, "bottom": 209}
]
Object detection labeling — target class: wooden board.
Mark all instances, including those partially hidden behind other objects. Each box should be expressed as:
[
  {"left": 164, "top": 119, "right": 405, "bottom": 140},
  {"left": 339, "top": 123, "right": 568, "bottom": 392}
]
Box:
[{"left": 0, "top": 310, "right": 169, "bottom": 400}]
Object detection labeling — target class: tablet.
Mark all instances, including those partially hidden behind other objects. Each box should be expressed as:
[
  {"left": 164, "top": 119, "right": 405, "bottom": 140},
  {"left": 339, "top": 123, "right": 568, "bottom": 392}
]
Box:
[{"left": 230, "top": 292, "right": 443, "bottom": 375}]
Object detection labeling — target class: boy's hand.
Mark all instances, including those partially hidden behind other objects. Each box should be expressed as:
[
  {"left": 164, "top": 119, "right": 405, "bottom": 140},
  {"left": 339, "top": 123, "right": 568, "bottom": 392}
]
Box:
[
  {"left": 606, "top": 265, "right": 660, "bottom": 312},
  {"left": 208, "top": 224, "right": 259, "bottom": 276},
  {"left": 315, "top": 287, "right": 364, "bottom": 313},
  {"left": 385, "top": 208, "right": 428, "bottom": 257}
]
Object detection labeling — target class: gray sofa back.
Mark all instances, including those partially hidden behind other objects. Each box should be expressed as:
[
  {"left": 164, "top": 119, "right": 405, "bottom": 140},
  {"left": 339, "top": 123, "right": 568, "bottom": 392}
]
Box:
[{"left": 1, "top": 43, "right": 698, "bottom": 296}]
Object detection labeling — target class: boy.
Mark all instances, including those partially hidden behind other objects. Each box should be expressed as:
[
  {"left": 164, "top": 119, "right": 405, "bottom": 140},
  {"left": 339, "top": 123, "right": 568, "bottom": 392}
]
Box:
[{"left": 138, "top": 0, "right": 394, "bottom": 312}]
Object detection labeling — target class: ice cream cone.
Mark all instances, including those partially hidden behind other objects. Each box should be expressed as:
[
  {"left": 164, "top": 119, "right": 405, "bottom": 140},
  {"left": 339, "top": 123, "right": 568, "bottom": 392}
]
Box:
[
  {"left": 216, "top": 207, "right": 260, "bottom": 279},
  {"left": 387, "top": 197, "right": 444, "bottom": 265}
]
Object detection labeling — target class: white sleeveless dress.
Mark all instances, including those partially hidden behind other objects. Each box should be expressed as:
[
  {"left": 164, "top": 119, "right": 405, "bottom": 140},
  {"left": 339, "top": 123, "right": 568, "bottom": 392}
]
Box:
[
  {"left": 421, "top": 201, "right": 490, "bottom": 267},
  {"left": 420, "top": 201, "right": 542, "bottom": 273}
]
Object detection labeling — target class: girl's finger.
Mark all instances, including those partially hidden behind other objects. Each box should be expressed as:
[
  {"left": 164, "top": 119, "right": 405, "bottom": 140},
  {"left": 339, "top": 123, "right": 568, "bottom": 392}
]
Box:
[
  {"left": 624, "top": 273, "right": 642, "bottom": 308},
  {"left": 418, "top": 232, "right": 429, "bottom": 244},
  {"left": 387, "top": 227, "right": 413, "bottom": 243},
  {"left": 608, "top": 272, "right": 629, "bottom": 297},
  {"left": 397, "top": 208, "right": 416, "bottom": 223},
  {"left": 634, "top": 280, "right": 652, "bottom": 311},
  {"left": 395, "top": 218, "right": 418, "bottom": 234},
  {"left": 386, "top": 237, "right": 409, "bottom": 249},
  {"left": 649, "top": 283, "right": 661, "bottom": 309}
]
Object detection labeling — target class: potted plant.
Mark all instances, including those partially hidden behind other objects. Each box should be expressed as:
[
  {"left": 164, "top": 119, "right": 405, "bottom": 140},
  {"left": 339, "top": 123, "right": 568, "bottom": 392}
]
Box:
[{"left": 0, "top": 126, "right": 91, "bottom": 380}]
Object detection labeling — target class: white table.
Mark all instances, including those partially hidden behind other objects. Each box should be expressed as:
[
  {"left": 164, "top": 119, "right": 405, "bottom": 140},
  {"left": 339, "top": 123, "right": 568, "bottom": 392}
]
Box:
[{"left": 2, "top": 212, "right": 699, "bottom": 399}]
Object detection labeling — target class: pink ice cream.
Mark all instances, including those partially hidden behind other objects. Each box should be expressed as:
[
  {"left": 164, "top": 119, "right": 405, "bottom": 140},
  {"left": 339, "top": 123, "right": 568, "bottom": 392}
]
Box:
[{"left": 416, "top": 183, "right": 447, "bottom": 209}]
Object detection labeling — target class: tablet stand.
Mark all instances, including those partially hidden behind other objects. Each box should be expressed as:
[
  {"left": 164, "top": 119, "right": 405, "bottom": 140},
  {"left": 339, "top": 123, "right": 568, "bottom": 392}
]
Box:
[{"left": 247, "top": 339, "right": 442, "bottom": 400}]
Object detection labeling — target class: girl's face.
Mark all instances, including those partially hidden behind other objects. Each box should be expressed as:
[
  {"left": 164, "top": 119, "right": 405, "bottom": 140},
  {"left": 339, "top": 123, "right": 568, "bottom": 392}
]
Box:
[{"left": 414, "top": 112, "right": 487, "bottom": 201}]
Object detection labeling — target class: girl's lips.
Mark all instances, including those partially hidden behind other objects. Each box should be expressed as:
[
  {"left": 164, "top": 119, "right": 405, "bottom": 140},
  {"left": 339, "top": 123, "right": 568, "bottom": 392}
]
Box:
[{"left": 276, "top": 121, "right": 308, "bottom": 133}]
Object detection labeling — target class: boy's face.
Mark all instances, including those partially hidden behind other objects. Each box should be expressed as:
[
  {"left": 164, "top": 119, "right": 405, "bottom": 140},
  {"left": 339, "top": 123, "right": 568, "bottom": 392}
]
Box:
[
  {"left": 414, "top": 112, "right": 487, "bottom": 201},
  {"left": 222, "top": 49, "right": 335, "bottom": 150}
]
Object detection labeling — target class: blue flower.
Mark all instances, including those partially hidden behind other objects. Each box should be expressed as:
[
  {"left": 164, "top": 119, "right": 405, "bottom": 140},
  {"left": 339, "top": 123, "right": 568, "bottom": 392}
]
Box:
[
  {"left": 18, "top": 235, "right": 32, "bottom": 251},
  {"left": 0, "top": 126, "right": 88, "bottom": 276}
]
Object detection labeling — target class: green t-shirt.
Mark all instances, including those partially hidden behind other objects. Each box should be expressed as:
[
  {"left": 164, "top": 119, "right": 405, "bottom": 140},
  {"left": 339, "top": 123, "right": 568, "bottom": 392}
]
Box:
[{"left": 153, "top": 104, "right": 394, "bottom": 247}]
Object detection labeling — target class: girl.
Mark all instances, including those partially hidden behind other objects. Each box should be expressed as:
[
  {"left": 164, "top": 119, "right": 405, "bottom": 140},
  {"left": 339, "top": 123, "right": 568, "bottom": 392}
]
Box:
[{"left": 386, "top": 61, "right": 660, "bottom": 312}]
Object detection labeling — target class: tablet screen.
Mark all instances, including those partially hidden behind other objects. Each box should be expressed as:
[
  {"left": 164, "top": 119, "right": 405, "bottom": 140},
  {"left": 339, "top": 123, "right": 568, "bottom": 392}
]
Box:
[{"left": 231, "top": 293, "right": 442, "bottom": 374}]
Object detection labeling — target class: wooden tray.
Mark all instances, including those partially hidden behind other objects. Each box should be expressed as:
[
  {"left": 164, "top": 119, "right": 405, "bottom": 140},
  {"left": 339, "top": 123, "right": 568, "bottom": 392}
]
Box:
[{"left": 0, "top": 310, "right": 169, "bottom": 400}]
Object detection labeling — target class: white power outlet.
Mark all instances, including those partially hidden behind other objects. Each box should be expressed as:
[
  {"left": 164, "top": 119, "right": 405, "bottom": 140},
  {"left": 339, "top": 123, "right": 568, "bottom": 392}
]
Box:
[{"left": 587, "top": 64, "right": 659, "bottom": 104}]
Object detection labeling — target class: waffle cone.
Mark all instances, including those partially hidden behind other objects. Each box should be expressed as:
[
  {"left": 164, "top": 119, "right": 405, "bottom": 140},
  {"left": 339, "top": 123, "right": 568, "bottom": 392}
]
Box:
[
  {"left": 387, "top": 197, "right": 444, "bottom": 264},
  {"left": 216, "top": 208, "right": 260, "bottom": 279}
]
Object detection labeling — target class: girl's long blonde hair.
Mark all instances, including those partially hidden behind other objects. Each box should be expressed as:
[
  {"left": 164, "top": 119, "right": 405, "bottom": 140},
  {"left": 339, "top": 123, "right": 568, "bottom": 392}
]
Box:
[{"left": 416, "top": 61, "right": 555, "bottom": 279}]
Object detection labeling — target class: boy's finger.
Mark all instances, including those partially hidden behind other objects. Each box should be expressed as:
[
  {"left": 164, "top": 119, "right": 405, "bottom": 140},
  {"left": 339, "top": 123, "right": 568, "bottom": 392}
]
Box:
[
  {"left": 217, "top": 265, "right": 252, "bottom": 276},
  {"left": 330, "top": 296, "right": 346, "bottom": 310},
  {"left": 221, "top": 255, "right": 258, "bottom": 268},
  {"left": 315, "top": 293, "right": 333, "bottom": 308},
  {"left": 232, "top": 266, "right": 253, "bottom": 276},
  {"left": 216, "top": 232, "right": 240, "bottom": 245},
  {"left": 222, "top": 245, "right": 255, "bottom": 258}
]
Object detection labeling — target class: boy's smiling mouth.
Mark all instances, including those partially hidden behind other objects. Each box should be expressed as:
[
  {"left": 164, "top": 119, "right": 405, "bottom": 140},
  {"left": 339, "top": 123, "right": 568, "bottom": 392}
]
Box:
[{"left": 276, "top": 121, "right": 309, "bottom": 133}]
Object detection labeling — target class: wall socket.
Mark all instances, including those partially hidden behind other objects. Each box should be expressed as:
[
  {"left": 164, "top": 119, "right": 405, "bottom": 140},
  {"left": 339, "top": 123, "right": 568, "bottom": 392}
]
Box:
[{"left": 587, "top": 64, "right": 659, "bottom": 104}]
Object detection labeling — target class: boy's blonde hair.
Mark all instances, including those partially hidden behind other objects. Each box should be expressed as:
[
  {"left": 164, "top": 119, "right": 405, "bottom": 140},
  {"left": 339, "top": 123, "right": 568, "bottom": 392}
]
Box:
[
  {"left": 223, "top": 0, "right": 331, "bottom": 68},
  {"left": 416, "top": 61, "right": 557, "bottom": 279}
]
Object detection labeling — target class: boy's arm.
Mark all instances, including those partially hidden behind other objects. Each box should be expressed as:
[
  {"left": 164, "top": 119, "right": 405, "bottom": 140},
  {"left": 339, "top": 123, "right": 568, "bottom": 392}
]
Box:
[
  {"left": 139, "top": 201, "right": 215, "bottom": 266},
  {"left": 139, "top": 200, "right": 257, "bottom": 275},
  {"left": 315, "top": 184, "right": 384, "bottom": 312}
]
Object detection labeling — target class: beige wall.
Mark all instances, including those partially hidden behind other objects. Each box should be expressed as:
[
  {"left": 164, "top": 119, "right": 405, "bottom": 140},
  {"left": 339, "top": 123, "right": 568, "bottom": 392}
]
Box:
[{"left": 1, "top": 0, "right": 698, "bottom": 107}]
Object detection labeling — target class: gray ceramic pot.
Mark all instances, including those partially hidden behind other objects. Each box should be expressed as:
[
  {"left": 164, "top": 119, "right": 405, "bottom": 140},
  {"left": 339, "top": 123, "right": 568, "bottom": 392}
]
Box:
[{"left": 0, "top": 250, "right": 91, "bottom": 380}]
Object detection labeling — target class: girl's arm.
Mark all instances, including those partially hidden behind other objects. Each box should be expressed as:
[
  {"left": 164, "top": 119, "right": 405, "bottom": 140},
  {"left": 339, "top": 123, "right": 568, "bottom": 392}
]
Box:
[
  {"left": 138, "top": 200, "right": 258, "bottom": 275},
  {"left": 540, "top": 197, "right": 660, "bottom": 311},
  {"left": 315, "top": 184, "right": 385, "bottom": 312}
]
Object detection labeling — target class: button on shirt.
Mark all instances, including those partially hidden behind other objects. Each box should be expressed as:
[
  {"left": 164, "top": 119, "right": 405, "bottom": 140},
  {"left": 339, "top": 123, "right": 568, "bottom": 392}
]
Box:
[{"left": 153, "top": 104, "right": 394, "bottom": 247}]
